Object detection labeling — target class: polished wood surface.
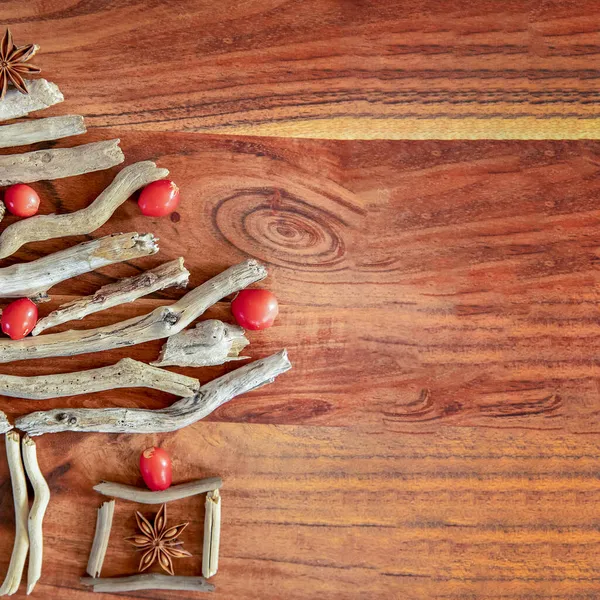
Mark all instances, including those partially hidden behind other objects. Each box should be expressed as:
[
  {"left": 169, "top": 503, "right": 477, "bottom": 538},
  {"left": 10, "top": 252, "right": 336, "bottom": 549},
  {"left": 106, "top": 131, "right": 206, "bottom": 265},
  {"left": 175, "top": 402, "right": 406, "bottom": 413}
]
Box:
[
  {"left": 0, "top": 132, "right": 599, "bottom": 597},
  {"left": 0, "top": 1, "right": 599, "bottom": 139}
]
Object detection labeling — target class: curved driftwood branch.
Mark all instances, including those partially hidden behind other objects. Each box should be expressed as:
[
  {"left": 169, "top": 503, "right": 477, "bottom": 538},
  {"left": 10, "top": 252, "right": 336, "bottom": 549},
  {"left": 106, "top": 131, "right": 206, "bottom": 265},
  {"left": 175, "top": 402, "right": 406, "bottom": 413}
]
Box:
[
  {"left": 0, "top": 358, "right": 200, "bottom": 399},
  {"left": 0, "top": 432, "right": 29, "bottom": 596},
  {"left": 0, "top": 79, "right": 63, "bottom": 121},
  {"left": 151, "top": 319, "right": 249, "bottom": 367},
  {"left": 0, "top": 259, "right": 265, "bottom": 363},
  {"left": 94, "top": 477, "right": 222, "bottom": 504},
  {"left": 22, "top": 436, "right": 50, "bottom": 595},
  {"left": 202, "top": 489, "right": 221, "bottom": 579},
  {"left": 0, "top": 139, "right": 124, "bottom": 187},
  {"left": 0, "top": 161, "right": 168, "bottom": 259},
  {"left": 32, "top": 258, "right": 189, "bottom": 335},
  {"left": 80, "top": 574, "right": 215, "bottom": 593},
  {"left": 0, "top": 232, "right": 158, "bottom": 300},
  {"left": 17, "top": 349, "right": 291, "bottom": 435},
  {"left": 0, "top": 115, "right": 86, "bottom": 149},
  {"left": 86, "top": 501, "right": 115, "bottom": 579}
]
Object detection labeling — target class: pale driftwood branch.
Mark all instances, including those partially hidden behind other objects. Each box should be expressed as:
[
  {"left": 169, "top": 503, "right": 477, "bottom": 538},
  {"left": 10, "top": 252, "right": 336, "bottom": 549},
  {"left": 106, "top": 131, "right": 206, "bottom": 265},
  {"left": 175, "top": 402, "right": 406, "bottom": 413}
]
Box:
[
  {"left": 0, "top": 232, "right": 158, "bottom": 300},
  {"left": 0, "top": 200, "right": 5, "bottom": 223},
  {"left": 21, "top": 436, "right": 50, "bottom": 595},
  {"left": 202, "top": 489, "right": 221, "bottom": 579},
  {"left": 32, "top": 258, "right": 189, "bottom": 335},
  {"left": 86, "top": 501, "right": 115, "bottom": 579},
  {"left": 0, "top": 432, "right": 29, "bottom": 596},
  {"left": 151, "top": 320, "right": 249, "bottom": 367},
  {"left": 94, "top": 477, "right": 222, "bottom": 504},
  {"left": 0, "top": 409, "right": 11, "bottom": 434},
  {"left": 0, "top": 358, "right": 200, "bottom": 400},
  {"left": 0, "top": 79, "right": 63, "bottom": 121},
  {"left": 80, "top": 574, "right": 215, "bottom": 593},
  {"left": 0, "top": 115, "right": 86, "bottom": 149},
  {"left": 0, "top": 259, "right": 266, "bottom": 363},
  {"left": 17, "top": 349, "right": 291, "bottom": 435},
  {"left": 0, "top": 161, "right": 168, "bottom": 260},
  {"left": 0, "top": 139, "right": 124, "bottom": 187}
]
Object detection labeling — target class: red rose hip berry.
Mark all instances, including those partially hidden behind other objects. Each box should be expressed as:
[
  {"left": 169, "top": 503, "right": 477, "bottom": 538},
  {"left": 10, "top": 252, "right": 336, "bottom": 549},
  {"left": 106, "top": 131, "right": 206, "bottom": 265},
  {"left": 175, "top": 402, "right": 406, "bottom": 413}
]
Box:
[
  {"left": 139, "top": 447, "right": 172, "bottom": 491},
  {"left": 1, "top": 298, "right": 38, "bottom": 340},
  {"left": 231, "top": 289, "right": 279, "bottom": 330},
  {"left": 4, "top": 184, "right": 40, "bottom": 217},
  {"left": 138, "top": 180, "right": 180, "bottom": 217}
]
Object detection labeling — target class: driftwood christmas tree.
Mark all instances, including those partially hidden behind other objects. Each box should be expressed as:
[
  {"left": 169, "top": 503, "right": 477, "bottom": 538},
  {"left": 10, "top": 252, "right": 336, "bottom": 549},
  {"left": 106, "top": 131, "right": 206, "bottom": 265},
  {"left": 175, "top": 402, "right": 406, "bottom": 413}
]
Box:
[{"left": 0, "top": 29, "right": 290, "bottom": 594}]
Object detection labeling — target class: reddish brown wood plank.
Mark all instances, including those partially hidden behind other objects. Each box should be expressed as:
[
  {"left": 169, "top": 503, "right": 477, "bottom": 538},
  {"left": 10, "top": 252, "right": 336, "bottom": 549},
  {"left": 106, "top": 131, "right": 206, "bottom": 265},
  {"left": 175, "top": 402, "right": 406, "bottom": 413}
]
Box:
[{"left": 0, "top": 1, "right": 599, "bottom": 138}]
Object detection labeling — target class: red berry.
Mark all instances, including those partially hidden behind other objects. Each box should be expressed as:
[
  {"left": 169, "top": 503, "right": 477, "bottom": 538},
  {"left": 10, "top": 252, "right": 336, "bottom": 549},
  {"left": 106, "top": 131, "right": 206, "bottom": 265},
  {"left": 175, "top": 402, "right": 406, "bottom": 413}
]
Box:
[
  {"left": 138, "top": 180, "right": 180, "bottom": 217},
  {"left": 1, "top": 298, "right": 38, "bottom": 340},
  {"left": 140, "top": 447, "right": 172, "bottom": 491},
  {"left": 4, "top": 184, "right": 40, "bottom": 217},
  {"left": 231, "top": 289, "right": 279, "bottom": 330}
]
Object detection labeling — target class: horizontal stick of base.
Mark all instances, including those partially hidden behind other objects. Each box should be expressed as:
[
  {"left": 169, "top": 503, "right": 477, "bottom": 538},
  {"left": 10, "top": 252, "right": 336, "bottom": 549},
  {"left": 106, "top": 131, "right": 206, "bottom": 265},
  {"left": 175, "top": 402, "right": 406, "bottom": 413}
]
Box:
[
  {"left": 0, "top": 139, "right": 124, "bottom": 186},
  {"left": 0, "top": 115, "right": 86, "bottom": 148},
  {"left": 94, "top": 477, "right": 222, "bottom": 504},
  {"left": 80, "top": 574, "right": 214, "bottom": 593},
  {"left": 0, "top": 79, "right": 63, "bottom": 121},
  {"left": 32, "top": 258, "right": 188, "bottom": 335},
  {"left": 0, "top": 231, "right": 158, "bottom": 300}
]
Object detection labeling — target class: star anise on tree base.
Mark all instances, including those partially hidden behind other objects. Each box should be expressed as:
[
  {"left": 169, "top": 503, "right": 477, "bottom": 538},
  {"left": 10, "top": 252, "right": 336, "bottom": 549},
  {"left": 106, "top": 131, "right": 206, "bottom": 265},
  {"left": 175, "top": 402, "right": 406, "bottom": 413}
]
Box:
[
  {"left": 0, "top": 28, "right": 41, "bottom": 100},
  {"left": 125, "top": 504, "right": 192, "bottom": 576}
]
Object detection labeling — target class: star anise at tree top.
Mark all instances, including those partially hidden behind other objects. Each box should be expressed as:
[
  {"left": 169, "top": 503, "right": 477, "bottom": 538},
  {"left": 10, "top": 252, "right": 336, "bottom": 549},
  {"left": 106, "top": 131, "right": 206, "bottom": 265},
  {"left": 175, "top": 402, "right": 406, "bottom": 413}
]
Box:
[
  {"left": 0, "top": 29, "right": 41, "bottom": 100},
  {"left": 125, "top": 504, "right": 192, "bottom": 576}
]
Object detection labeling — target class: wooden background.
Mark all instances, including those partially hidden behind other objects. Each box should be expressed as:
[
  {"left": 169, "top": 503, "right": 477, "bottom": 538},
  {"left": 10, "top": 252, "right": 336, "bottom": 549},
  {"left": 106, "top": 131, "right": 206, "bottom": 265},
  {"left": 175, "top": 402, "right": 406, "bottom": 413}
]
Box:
[
  {"left": 0, "top": 0, "right": 599, "bottom": 139},
  {"left": 0, "top": 1, "right": 599, "bottom": 599}
]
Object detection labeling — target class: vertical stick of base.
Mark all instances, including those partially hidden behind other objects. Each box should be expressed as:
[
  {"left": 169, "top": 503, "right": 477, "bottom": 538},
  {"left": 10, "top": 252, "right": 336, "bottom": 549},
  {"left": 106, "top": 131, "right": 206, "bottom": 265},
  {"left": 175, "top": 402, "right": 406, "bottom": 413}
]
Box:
[
  {"left": 22, "top": 435, "right": 50, "bottom": 595},
  {"left": 202, "top": 490, "right": 221, "bottom": 579},
  {"left": 86, "top": 501, "right": 115, "bottom": 578},
  {"left": 0, "top": 432, "right": 30, "bottom": 595}
]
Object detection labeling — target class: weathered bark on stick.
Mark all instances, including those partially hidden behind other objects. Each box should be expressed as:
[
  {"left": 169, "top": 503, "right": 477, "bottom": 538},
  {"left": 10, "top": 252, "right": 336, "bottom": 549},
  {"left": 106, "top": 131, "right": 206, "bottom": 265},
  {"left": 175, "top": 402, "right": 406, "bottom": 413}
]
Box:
[
  {"left": 32, "top": 258, "right": 188, "bottom": 335},
  {"left": 0, "top": 139, "right": 124, "bottom": 186},
  {"left": 16, "top": 350, "right": 291, "bottom": 435},
  {"left": 151, "top": 320, "right": 249, "bottom": 367},
  {"left": 0, "top": 79, "right": 63, "bottom": 121},
  {"left": 0, "top": 161, "right": 167, "bottom": 259},
  {"left": 0, "top": 358, "right": 200, "bottom": 399},
  {"left": 0, "top": 232, "right": 158, "bottom": 300},
  {"left": 0, "top": 115, "right": 85, "bottom": 149}
]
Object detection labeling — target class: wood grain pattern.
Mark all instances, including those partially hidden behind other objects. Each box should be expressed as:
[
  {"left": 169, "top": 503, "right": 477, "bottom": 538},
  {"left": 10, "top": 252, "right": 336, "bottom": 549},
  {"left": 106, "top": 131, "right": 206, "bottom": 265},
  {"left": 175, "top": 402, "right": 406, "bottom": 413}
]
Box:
[
  {"left": 1, "top": 0, "right": 599, "bottom": 139},
  {"left": 1, "top": 131, "right": 600, "bottom": 597}
]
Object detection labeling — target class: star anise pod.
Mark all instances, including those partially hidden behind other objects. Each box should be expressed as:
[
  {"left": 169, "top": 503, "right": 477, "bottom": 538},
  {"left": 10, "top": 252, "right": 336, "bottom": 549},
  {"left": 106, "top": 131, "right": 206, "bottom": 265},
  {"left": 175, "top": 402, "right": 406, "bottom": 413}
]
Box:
[
  {"left": 0, "top": 29, "right": 41, "bottom": 100},
  {"left": 125, "top": 504, "right": 192, "bottom": 576}
]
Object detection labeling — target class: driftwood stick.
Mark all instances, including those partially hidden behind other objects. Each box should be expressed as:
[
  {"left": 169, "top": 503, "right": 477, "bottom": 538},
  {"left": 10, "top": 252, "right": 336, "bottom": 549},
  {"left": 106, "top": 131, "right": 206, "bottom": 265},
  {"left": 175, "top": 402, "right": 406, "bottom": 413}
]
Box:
[
  {"left": 94, "top": 477, "right": 222, "bottom": 504},
  {"left": 0, "top": 259, "right": 266, "bottom": 363},
  {"left": 0, "top": 358, "right": 200, "bottom": 400},
  {"left": 151, "top": 320, "right": 249, "bottom": 367},
  {"left": 202, "top": 489, "right": 221, "bottom": 579},
  {"left": 32, "top": 258, "right": 189, "bottom": 335},
  {"left": 0, "top": 232, "right": 158, "bottom": 300},
  {"left": 86, "top": 501, "right": 115, "bottom": 579},
  {"left": 80, "top": 574, "right": 215, "bottom": 593},
  {"left": 0, "top": 139, "right": 124, "bottom": 187},
  {"left": 0, "top": 161, "right": 168, "bottom": 260},
  {"left": 0, "top": 432, "right": 29, "bottom": 596},
  {"left": 0, "top": 79, "right": 63, "bottom": 121},
  {"left": 17, "top": 349, "right": 291, "bottom": 435},
  {"left": 21, "top": 436, "right": 50, "bottom": 595},
  {"left": 0, "top": 409, "right": 11, "bottom": 434},
  {"left": 0, "top": 115, "right": 86, "bottom": 149}
]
